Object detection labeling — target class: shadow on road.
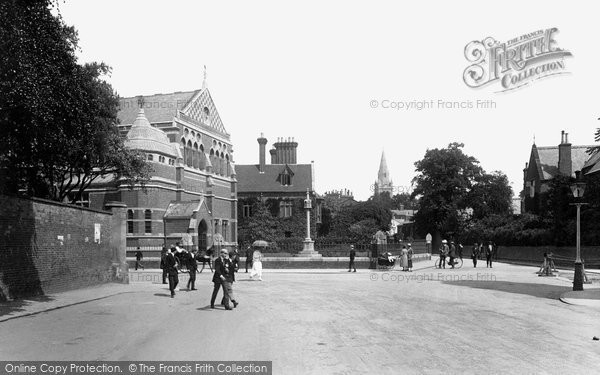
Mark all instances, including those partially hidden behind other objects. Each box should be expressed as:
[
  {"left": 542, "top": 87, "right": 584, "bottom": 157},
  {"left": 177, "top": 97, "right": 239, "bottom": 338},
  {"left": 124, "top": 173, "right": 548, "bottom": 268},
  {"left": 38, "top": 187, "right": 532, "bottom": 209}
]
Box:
[
  {"left": 196, "top": 305, "right": 228, "bottom": 311},
  {"left": 442, "top": 280, "right": 572, "bottom": 299},
  {"left": 153, "top": 293, "right": 171, "bottom": 298},
  {"left": 0, "top": 295, "right": 53, "bottom": 317}
]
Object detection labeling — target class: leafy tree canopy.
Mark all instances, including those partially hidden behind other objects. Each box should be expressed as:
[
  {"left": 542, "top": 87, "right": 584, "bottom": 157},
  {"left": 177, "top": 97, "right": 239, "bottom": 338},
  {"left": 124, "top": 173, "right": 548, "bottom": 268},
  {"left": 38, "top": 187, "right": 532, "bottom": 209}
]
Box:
[{"left": 0, "top": 0, "right": 151, "bottom": 202}]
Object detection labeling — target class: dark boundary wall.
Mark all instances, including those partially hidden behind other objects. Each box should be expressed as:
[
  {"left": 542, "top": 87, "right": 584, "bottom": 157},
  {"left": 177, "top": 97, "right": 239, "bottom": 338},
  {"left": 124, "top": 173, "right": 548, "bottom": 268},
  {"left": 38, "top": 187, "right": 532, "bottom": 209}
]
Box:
[
  {"left": 0, "top": 195, "right": 128, "bottom": 301},
  {"left": 496, "top": 246, "right": 600, "bottom": 268}
]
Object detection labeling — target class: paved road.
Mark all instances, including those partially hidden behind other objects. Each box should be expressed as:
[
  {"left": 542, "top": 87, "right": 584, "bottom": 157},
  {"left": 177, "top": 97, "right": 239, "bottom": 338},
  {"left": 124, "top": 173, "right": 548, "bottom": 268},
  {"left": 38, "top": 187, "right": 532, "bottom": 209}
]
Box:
[{"left": 1, "top": 263, "right": 599, "bottom": 374}]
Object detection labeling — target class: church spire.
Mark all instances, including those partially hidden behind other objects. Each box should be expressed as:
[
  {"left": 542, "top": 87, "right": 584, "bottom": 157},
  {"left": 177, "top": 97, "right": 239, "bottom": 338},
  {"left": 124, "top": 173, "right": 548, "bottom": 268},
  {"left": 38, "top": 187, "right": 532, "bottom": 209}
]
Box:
[
  {"left": 378, "top": 150, "right": 391, "bottom": 185},
  {"left": 374, "top": 150, "right": 393, "bottom": 196}
]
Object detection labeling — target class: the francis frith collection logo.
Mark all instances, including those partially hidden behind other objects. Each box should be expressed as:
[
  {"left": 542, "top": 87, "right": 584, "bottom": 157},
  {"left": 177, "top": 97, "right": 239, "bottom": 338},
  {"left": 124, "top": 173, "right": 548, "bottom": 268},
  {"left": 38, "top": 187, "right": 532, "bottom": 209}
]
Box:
[{"left": 463, "top": 28, "right": 572, "bottom": 92}]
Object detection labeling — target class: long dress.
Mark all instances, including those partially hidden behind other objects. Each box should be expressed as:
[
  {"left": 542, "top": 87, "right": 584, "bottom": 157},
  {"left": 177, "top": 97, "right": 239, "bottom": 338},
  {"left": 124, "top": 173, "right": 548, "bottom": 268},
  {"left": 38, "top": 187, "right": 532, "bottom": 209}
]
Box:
[
  {"left": 250, "top": 250, "right": 263, "bottom": 280},
  {"left": 407, "top": 248, "right": 414, "bottom": 270},
  {"left": 401, "top": 248, "right": 409, "bottom": 271}
]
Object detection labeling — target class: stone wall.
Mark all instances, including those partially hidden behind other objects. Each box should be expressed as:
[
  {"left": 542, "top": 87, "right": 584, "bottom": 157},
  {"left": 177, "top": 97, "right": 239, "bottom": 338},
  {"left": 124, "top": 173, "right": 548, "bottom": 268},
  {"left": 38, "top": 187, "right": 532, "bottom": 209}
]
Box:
[{"left": 0, "top": 195, "right": 127, "bottom": 301}]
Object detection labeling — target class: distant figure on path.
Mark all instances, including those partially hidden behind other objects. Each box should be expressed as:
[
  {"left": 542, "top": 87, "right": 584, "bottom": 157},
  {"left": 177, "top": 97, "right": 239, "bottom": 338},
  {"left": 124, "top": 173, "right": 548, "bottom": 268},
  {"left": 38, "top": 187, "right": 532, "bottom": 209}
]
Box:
[
  {"left": 401, "top": 245, "right": 408, "bottom": 271},
  {"left": 160, "top": 246, "right": 168, "bottom": 284},
  {"left": 230, "top": 247, "right": 240, "bottom": 272},
  {"left": 164, "top": 247, "right": 179, "bottom": 298},
  {"left": 439, "top": 240, "right": 448, "bottom": 269},
  {"left": 187, "top": 251, "right": 198, "bottom": 290},
  {"left": 407, "top": 243, "right": 414, "bottom": 272},
  {"left": 245, "top": 246, "right": 253, "bottom": 273},
  {"left": 348, "top": 245, "right": 356, "bottom": 272},
  {"left": 448, "top": 241, "right": 457, "bottom": 269},
  {"left": 471, "top": 242, "right": 480, "bottom": 268},
  {"left": 135, "top": 248, "right": 145, "bottom": 270},
  {"left": 486, "top": 242, "right": 494, "bottom": 268},
  {"left": 250, "top": 249, "right": 263, "bottom": 281}
]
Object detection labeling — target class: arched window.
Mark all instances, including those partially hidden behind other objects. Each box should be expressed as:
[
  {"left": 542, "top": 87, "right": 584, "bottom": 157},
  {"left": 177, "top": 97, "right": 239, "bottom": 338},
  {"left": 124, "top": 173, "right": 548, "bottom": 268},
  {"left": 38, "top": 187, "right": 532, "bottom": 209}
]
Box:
[
  {"left": 147, "top": 154, "right": 153, "bottom": 161},
  {"left": 209, "top": 149, "right": 216, "bottom": 173},
  {"left": 127, "top": 210, "right": 134, "bottom": 234},
  {"left": 220, "top": 152, "right": 226, "bottom": 175},
  {"left": 144, "top": 210, "right": 152, "bottom": 234},
  {"left": 181, "top": 138, "right": 186, "bottom": 165},
  {"left": 186, "top": 140, "right": 193, "bottom": 166},
  {"left": 193, "top": 142, "right": 199, "bottom": 169}
]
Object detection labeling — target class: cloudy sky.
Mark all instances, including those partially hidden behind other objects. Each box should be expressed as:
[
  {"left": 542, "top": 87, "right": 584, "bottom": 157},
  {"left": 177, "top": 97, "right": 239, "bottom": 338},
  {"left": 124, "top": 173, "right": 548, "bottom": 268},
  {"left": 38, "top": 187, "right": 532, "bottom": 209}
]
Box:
[{"left": 58, "top": 0, "right": 600, "bottom": 200}]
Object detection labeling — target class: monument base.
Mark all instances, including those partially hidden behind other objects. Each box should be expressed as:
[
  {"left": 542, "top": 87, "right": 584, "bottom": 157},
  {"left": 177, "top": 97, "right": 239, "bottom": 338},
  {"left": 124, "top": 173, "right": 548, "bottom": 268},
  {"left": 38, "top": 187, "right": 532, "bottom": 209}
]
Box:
[{"left": 296, "top": 240, "right": 322, "bottom": 258}]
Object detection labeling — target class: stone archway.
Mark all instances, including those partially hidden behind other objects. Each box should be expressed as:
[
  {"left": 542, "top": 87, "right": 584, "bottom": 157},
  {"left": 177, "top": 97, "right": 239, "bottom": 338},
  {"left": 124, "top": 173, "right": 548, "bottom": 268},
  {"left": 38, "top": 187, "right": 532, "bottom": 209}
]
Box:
[{"left": 198, "top": 219, "right": 208, "bottom": 252}]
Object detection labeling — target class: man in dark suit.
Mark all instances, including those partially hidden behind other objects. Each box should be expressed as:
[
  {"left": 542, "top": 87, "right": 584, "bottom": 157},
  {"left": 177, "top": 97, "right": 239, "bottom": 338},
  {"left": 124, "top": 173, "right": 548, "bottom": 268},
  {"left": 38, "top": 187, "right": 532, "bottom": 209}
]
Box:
[
  {"left": 187, "top": 251, "right": 198, "bottom": 290},
  {"left": 211, "top": 249, "right": 238, "bottom": 310},
  {"left": 348, "top": 245, "right": 356, "bottom": 272},
  {"left": 165, "top": 247, "right": 179, "bottom": 298},
  {"left": 486, "top": 241, "right": 494, "bottom": 268},
  {"left": 160, "top": 246, "right": 168, "bottom": 284},
  {"left": 245, "top": 246, "right": 253, "bottom": 273}
]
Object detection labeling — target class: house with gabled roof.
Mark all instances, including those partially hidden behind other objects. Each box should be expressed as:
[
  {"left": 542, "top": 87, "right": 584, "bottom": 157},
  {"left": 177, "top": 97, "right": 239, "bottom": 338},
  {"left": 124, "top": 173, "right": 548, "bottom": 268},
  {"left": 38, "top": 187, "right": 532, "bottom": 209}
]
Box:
[
  {"left": 84, "top": 73, "right": 237, "bottom": 254},
  {"left": 236, "top": 134, "right": 322, "bottom": 244},
  {"left": 522, "top": 131, "right": 593, "bottom": 214}
]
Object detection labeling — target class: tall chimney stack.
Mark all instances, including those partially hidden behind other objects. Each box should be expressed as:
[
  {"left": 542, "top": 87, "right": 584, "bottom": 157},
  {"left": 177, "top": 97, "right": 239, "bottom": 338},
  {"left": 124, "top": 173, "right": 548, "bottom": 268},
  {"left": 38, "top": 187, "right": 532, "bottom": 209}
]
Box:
[
  {"left": 257, "top": 133, "right": 267, "bottom": 173},
  {"left": 558, "top": 130, "right": 572, "bottom": 177}
]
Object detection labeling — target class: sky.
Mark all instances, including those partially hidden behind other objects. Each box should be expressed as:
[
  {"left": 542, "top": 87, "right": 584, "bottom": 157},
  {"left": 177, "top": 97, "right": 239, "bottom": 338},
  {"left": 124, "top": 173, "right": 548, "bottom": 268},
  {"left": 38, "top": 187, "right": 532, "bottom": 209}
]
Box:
[{"left": 56, "top": 0, "right": 600, "bottom": 201}]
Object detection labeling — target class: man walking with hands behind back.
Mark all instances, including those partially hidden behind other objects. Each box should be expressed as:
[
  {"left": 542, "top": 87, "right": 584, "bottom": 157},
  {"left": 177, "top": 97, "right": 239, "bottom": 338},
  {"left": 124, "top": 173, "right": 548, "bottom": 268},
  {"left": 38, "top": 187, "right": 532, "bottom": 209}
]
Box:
[{"left": 211, "top": 249, "right": 238, "bottom": 310}]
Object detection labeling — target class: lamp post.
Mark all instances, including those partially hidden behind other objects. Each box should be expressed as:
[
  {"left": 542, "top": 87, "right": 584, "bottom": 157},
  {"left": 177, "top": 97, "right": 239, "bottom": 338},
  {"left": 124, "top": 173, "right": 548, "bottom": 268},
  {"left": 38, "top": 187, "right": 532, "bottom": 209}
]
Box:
[{"left": 570, "top": 170, "right": 587, "bottom": 291}]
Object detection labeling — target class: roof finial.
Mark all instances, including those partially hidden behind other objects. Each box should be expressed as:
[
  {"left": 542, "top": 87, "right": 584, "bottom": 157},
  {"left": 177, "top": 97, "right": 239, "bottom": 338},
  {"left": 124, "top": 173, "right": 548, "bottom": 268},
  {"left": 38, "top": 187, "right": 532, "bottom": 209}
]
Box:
[
  {"left": 533, "top": 134, "right": 536, "bottom": 145},
  {"left": 202, "top": 65, "right": 207, "bottom": 90}
]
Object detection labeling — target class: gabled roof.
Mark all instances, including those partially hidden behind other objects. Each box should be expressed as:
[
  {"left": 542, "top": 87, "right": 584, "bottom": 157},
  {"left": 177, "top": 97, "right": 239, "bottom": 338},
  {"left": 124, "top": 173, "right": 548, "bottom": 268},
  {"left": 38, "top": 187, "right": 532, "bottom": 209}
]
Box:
[
  {"left": 583, "top": 149, "right": 600, "bottom": 175},
  {"left": 531, "top": 145, "right": 592, "bottom": 180},
  {"left": 236, "top": 164, "right": 313, "bottom": 193},
  {"left": 119, "top": 91, "right": 196, "bottom": 124},
  {"left": 118, "top": 88, "right": 228, "bottom": 136},
  {"left": 163, "top": 199, "right": 209, "bottom": 219}
]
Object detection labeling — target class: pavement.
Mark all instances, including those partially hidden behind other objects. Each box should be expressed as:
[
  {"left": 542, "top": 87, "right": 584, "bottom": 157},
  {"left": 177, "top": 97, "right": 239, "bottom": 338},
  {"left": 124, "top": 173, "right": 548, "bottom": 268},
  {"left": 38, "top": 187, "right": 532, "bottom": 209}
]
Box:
[
  {"left": 2, "top": 261, "right": 600, "bottom": 322},
  {"left": 1, "top": 261, "right": 600, "bottom": 373}
]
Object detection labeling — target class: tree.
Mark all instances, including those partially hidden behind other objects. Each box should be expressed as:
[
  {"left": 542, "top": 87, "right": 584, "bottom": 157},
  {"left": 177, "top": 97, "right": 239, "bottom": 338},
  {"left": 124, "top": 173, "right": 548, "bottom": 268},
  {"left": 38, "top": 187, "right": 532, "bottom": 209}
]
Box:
[
  {"left": 468, "top": 171, "right": 513, "bottom": 219},
  {"left": 237, "top": 201, "right": 277, "bottom": 245},
  {"left": 0, "top": 0, "right": 151, "bottom": 202},
  {"left": 411, "top": 143, "right": 483, "bottom": 239},
  {"left": 392, "top": 193, "right": 417, "bottom": 210}
]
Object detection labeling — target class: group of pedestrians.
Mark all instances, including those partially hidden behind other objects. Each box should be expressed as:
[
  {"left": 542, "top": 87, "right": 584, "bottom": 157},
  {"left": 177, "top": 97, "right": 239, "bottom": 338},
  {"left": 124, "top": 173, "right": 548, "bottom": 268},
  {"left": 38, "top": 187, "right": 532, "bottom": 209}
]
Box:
[
  {"left": 400, "top": 244, "right": 414, "bottom": 272},
  {"left": 154, "top": 241, "right": 265, "bottom": 310},
  {"left": 438, "top": 239, "right": 462, "bottom": 269},
  {"left": 471, "top": 241, "right": 495, "bottom": 268}
]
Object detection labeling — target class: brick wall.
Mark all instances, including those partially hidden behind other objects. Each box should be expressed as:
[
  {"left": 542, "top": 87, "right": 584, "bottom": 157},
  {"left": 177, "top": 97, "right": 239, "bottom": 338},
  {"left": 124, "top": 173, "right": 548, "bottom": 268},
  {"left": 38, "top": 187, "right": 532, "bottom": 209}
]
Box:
[{"left": 0, "top": 195, "right": 127, "bottom": 301}]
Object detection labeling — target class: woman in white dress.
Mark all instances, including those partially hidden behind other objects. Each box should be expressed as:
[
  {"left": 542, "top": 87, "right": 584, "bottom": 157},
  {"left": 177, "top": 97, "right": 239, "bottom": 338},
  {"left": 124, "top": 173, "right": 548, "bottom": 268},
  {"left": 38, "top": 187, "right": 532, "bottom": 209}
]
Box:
[
  {"left": 250, "top": 249, "right": 263, "bottom": 281},
  {"left": 401, "top": 246, "right": 409, "bottom": 272}
]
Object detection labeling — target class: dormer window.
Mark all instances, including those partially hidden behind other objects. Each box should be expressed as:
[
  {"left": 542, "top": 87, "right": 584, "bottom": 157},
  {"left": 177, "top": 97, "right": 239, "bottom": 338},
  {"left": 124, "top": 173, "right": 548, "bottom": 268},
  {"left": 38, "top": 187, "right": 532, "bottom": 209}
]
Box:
[
  {"left": 279, "top": 166, "right": 294, "bottom": 186},
  {"left": 280, "top": 173, "right": 291, "bottom": 186}
]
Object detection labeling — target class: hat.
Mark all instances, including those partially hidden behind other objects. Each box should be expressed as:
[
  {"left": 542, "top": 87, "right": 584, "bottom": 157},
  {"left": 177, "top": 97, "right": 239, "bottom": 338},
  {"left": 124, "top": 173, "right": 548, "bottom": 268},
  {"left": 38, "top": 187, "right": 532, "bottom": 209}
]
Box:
[
  {"left": 442, "top": 240, "right": 447, "bottom": 243},
  {"left": 407, "top": 243, "right": 412, "bottom": 247},
  {"left": 350, "top": 245, "right": 355, "bottom": 249}
]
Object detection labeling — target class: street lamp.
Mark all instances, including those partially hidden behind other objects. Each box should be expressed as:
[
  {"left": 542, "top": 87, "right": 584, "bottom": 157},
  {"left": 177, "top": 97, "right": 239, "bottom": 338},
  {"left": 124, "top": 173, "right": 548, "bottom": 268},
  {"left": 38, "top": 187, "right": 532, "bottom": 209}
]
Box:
[{"left": 570, "top": 170, "right": 587, "bottom": 291}]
